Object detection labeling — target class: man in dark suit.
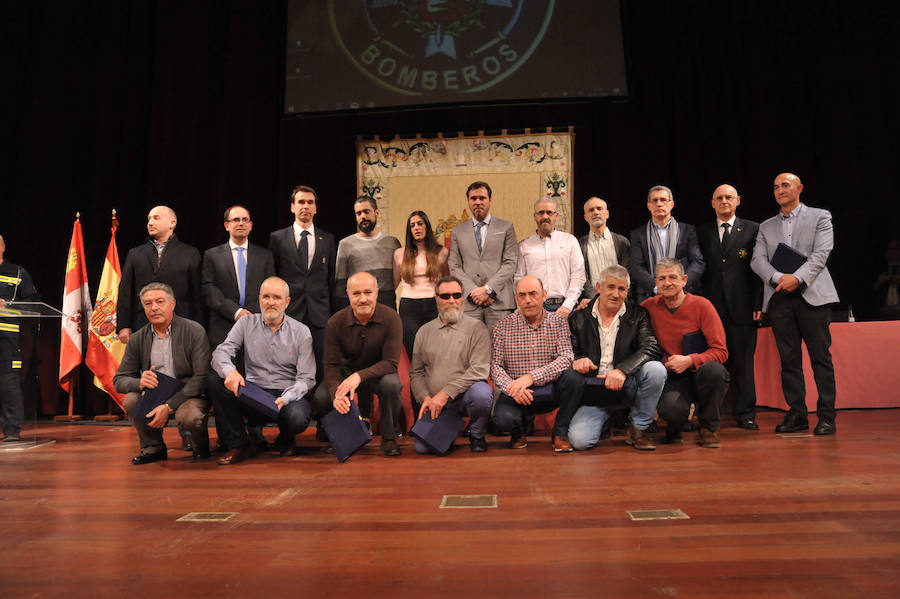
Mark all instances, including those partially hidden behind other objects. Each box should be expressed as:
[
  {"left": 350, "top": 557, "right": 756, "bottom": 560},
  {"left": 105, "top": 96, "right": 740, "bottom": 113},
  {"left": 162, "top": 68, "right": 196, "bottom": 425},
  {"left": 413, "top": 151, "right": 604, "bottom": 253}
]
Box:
[
  {"left": 751, "top": 173, "right": 839, "bottom": 436},
  {"left": 269, "top": 184, "right": 336, "bottom": 377},
  {"left": 113, "top": 282, "right": 210, "bottom": 464},
  {"left": 698, "top": 184, "right": 763, "bottom": 430},
  {"left": 629, "top": 185, "right": 705, "bottom": 304},
  {"left": 117, "top": 205, "right": 203, "bottom": 345},
  {"left": 202, "top": 206, "right": 275, "bottom": 348},
  {"left": 577, "top": 196, "right": 630, "bottom": 310}
]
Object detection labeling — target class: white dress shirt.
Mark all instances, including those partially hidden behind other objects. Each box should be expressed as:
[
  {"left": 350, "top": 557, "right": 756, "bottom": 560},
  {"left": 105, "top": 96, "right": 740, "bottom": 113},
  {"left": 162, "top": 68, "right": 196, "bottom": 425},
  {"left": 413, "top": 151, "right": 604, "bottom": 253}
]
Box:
[
  {"left": 515, "top": 229, "right": 586, "bottom": 312},
  {"left": 592, "top": 300, "right": 627, "bottom": 375},
  {"left": 293, "top": 222, "right": 316, "bottom": 269}
]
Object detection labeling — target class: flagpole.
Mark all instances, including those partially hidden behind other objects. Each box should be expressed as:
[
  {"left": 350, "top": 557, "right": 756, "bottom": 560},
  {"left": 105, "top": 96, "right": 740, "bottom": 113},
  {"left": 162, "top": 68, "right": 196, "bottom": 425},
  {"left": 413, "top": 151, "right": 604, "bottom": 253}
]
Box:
[
  {"left": 54, "top": 212, "right": 85, "bottom": 422},
  {"left": 94, "top": 209, "right": 124, "bottom": 422}
]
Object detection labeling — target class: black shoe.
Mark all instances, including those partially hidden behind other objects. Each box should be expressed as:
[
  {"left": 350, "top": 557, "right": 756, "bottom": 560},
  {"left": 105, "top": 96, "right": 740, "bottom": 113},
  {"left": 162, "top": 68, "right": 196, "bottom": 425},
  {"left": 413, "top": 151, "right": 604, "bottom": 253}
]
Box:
[
  {"left": 737, "top": 418, "right": 759, "bottom": 430},
  {"left": 469, "top": 437, "right": 488, "bottom": 453},
  {"left": 132, "top": 451, "right": 168, "bottom": 465},
  {"left": 664, "top": 428, "right": 683, "bottom": 444},
  {"left": 3, "top": 433, "right": 22, "bottom": 442},
  {"left": 813, "top": 420, "right": 836, "bottom": 436},
  {"left": 192, "top": 446, "right": 211, "bottom": 460},
  {"left": 250, "top": 427, "right": 268, "bottom": 451},
  {"left": 181, "top": 433, "right": 194, "bottom": 452},
  {"left": 381, "top": 439, "right": 401, "bottom": 457},
  {"left": 775, "top": 413, "right": 809, "bottom": 433},
  {"left": 277, "top": 435, "right": 300, "bottom": 456}
]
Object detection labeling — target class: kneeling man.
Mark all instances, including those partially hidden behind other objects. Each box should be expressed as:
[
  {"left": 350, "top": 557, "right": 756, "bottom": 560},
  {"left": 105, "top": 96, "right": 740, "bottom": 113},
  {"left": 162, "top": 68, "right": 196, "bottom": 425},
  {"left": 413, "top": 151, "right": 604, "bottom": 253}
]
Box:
[
  {"left": 567, "top": 265, "right": 666, "bottom": 451},
  {"left": 491, "top": 275, "right": 580, "bottom": 451},
  {"left": 410, "top": 276, "right": 493, "bottom": 453},
  {"left": 114, "top": 283, "right": 210, "bottom": 464},
  {"left": 210, "top": 277, "right": 316, "bottom": 464},
  {"left": 641, "top": 258, "right": 730, "bottom": 447}
]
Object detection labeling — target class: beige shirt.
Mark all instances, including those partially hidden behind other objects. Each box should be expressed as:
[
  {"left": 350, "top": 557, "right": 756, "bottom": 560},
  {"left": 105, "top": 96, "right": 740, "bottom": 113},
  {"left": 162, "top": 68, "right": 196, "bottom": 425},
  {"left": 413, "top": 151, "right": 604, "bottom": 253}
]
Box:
[{"left": 409, "top": 313, "right": 490, "bottom": 401}]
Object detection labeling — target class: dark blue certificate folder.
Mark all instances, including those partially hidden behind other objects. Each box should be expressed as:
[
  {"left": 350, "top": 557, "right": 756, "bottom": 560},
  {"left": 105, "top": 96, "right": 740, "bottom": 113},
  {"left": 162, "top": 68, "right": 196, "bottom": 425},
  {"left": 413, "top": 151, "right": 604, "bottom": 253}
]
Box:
[
  {"left": 410, "top": 407, "right": 465, "bottom": 456},
  {"left": 134, "top": 371, "right": 183, "bottom": 421},
  {"left": 320, "top": 400, "right": 372, "bottom": 462},
  {"left": 682, "top": 330, "right": 708, "bottom": 355},
  {"left": 771, "top": 242, "right": 807, "bottom": 274},
  {"left": 238, "top": 381, "right": 281, "bottom": 421}
]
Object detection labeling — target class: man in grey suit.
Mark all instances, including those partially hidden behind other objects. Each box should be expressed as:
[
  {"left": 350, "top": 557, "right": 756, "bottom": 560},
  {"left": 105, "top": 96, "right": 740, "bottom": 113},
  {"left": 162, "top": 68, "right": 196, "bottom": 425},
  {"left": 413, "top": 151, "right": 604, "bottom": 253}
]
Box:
[
  {"left": 577, "top": 196, "right": 630, "bottom": 310},
  {"left": 751, "top": 173, "right": 839, "bottom": 435},
  {"left": 113, "top": 283, "right": 210, "bottom": 464},
  {"left": 202, "top": 206, "right": 275, "bottom": 348},
  {"left": 448, "top": 181, "right": 519, "bottom": 334}
]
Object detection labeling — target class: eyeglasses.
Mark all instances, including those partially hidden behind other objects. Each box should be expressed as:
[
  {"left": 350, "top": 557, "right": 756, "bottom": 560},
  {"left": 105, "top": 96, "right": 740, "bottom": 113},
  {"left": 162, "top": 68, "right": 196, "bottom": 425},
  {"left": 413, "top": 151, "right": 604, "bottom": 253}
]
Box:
[
  {"left": 227, "top": 217, "right": 251, "bottom": 223},
  {"left": 437, "top": 292, "right": 463, "bottom": 300},
  {"left": 535, "top": 210, "right": 557, "bottom": 216}
]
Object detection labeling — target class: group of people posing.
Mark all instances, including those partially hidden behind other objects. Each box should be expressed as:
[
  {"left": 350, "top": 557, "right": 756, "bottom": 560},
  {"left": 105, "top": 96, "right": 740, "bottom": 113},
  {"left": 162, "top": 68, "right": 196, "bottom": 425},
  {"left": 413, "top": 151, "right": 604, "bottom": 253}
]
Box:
[{"left": 102, "top": 172, "right": 838, "bottom": 465}]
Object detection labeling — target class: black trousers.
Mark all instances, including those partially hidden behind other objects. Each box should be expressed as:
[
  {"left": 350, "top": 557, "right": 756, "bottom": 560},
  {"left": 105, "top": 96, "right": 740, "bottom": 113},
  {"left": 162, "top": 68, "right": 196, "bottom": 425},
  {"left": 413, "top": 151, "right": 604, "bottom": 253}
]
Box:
[
  {"left": 722, "top": 318, "right": 758, "bottom": 421},
  {"left": 767, "top": 293, "right": 836, "bottom": 422},
  {"left": 657, "top": 362, "right": 730, "bottom": 432},
  {"left": 313, "top": 373, "right": 403, "bottom": 441},
  {"left": 492, "top": 369, "right": 582, "bottom": 438}
]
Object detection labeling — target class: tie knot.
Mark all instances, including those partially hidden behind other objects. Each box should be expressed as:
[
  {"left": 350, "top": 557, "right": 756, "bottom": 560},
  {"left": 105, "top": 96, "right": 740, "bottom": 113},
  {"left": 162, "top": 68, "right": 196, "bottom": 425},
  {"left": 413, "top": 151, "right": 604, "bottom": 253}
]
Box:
[
  {"left": 722, "top": 223, "right": 730, "bottom": 230},
  {"left": 235, "top": 246, "right": 244, "bottom": 253},
  {"left": 301, "top": 230, "right": 309, "bottom": 238}
]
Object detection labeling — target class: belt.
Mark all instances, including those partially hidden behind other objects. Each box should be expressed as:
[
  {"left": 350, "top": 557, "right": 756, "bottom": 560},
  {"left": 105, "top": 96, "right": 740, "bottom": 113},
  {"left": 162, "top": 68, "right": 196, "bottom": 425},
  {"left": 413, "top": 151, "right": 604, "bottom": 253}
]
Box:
[{"left": 544, "top": 297, "right": 565, "bottom": 307}]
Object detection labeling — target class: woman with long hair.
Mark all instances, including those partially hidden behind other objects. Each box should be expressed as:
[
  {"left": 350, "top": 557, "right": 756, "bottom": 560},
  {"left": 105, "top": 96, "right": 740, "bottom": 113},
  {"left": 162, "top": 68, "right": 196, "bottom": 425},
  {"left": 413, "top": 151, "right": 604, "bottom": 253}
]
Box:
[{"left": 392, "top": 210, "right": 449, "bottom": 362}]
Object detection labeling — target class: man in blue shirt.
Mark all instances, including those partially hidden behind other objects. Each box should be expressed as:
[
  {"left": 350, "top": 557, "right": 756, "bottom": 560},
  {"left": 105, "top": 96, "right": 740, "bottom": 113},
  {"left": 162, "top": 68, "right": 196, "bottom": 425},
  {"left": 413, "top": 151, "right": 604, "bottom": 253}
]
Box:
[{"left": 210, "top": 276, "right": 316, "bottom": 464}]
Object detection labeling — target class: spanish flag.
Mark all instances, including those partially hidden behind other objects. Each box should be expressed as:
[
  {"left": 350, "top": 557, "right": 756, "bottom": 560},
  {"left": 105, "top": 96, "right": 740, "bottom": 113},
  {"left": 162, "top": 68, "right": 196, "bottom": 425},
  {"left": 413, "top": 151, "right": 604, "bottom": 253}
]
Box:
[
  {"left": 86, "top": 211, "right": 126, "bottom": 408},
  {"left": 59, "top": 215, "right": 92, "bottom": 392}
]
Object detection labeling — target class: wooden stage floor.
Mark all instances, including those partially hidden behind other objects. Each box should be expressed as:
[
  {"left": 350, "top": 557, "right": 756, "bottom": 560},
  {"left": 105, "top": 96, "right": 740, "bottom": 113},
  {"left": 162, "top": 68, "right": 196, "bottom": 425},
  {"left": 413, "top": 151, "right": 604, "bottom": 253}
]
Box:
[{"left": 2, "top": 410, "right": 899, "bottom": 598}]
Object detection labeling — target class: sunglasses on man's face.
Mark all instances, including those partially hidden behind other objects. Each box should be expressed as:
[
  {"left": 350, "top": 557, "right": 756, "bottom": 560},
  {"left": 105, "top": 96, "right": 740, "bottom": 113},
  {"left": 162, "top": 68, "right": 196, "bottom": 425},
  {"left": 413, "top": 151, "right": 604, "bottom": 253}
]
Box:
[{"left": 437, "top": 292, "right": 463, "bottom": 300}]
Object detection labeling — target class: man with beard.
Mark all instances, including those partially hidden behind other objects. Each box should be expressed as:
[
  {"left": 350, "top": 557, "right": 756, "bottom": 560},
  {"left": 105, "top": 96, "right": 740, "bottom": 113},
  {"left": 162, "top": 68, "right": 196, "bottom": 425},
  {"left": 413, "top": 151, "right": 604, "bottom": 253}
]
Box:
[
  {"left": 448, "top": 181, "right": 519, "bottom": 335},
  {"left": 210, "top": 277, "right": 316, "bottom": 463},
  {"left": 514, "top": 198, "right": 585, "bottom": 318},
  {"left": 113, "top": 283, "right": 210, "bottom": 464},
  {"left": 334, "top": 196, "right": 401, "bottom": 309},
  {"left": 314, "top": 272, "right": 404, "bottom": 456},
  {"left": 409, "top": 276, "right": 493, "bottom": 453},
  {"left": 577, "top": 196, "right": 630, "bottom": 310}
]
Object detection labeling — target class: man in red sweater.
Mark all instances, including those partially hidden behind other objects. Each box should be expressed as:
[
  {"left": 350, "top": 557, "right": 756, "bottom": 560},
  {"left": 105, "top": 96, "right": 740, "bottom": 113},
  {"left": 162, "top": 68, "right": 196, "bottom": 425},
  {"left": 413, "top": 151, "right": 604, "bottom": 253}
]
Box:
[{"left": 641, "top": 258, "right": 730, "bottom": 447}]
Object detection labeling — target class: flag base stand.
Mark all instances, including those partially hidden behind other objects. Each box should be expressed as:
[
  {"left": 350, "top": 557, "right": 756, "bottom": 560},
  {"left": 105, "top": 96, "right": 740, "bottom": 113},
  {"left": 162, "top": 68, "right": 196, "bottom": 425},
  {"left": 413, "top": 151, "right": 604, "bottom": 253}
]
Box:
[
  {"left": 53, "top": 414, "right": 83, "bottom": 422},
  {"left": 94, "top": 414, "right": 121, "bottom": 422}
]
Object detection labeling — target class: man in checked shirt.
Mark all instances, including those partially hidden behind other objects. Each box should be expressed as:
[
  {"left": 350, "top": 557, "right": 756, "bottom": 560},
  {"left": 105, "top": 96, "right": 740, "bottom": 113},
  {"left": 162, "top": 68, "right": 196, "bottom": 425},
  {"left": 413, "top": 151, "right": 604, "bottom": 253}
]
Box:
[{"left": 490, "top": 275, "right": 580, "bottom": 452}]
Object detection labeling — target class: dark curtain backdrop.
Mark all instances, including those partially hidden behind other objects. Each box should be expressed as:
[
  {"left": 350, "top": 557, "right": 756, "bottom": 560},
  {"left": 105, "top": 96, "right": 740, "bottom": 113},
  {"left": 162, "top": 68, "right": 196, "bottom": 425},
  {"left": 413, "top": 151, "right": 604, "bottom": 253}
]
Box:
[{"left": 4, "top": 1, "right": 896, "bottom": 416}]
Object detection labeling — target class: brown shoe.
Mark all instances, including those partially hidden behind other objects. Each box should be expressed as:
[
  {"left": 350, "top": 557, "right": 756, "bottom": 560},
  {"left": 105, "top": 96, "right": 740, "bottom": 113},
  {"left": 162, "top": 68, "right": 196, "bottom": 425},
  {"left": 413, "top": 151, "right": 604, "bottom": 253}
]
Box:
[
  {"left": 625, "top": 425, "right": 656, "bottom": 450},
  {"left": 552, "top": 435, "right": 573, "bottom": 453},
  {"left": 699, "top": 428, "right": 721, "bottom": 448},
  {"left": 509, "top": 432, "right": 528, "bottom": 449},
  {"left": 217, "top": 444, "right": 258, "bottom": 465}
]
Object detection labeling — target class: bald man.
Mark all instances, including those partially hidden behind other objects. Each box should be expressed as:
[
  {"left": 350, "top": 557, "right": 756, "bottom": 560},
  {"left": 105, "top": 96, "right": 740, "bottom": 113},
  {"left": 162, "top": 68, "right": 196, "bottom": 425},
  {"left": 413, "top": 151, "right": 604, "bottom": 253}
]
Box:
[
  {"left": 751, "top": 173, "right": 839, "bottom": 435},
  {"left": 578, "top": 196, "right": 630, "bottom": 310},
  {"left": 118, "top": 205, "right": 203, "bottom": 344},
  {"left": 697, "top": 184, "right": 762, "bottom": 430},
  {"left": 314, "top": 272, "right": 405, "bottom": 456}
]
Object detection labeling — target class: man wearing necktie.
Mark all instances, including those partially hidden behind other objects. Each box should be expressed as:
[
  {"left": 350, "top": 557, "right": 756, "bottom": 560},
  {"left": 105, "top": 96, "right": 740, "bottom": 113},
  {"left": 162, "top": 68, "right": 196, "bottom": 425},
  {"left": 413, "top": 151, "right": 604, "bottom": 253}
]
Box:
[{"left": 698, "top": 184, "right": 763, "bottom": 430}]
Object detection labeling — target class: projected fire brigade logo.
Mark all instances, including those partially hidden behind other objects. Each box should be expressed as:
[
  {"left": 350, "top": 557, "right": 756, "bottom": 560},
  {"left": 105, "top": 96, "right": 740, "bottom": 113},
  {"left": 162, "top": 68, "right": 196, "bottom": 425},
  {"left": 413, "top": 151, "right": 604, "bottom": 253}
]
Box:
[{"left": 329, "top": 0, "right": 555, "bottom": 96}]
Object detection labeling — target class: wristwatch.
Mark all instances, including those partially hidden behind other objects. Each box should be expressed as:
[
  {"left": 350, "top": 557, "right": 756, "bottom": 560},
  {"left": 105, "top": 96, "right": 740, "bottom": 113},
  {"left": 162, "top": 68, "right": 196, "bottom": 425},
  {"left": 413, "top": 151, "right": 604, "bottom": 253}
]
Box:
[{"left": 484, "top": 284, "right": 494, "bottom": 297}]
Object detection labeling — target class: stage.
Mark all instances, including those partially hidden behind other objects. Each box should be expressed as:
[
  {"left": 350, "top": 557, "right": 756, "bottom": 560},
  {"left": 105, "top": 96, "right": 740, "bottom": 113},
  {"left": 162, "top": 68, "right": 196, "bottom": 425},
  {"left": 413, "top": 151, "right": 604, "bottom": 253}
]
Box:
[{"left": 2, "top": 411, "right": 899, "bottom": 598}]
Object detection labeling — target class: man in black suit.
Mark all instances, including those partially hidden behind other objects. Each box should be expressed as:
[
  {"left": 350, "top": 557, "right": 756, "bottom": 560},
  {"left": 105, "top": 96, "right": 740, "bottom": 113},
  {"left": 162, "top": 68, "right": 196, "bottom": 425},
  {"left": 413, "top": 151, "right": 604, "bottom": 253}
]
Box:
[
  {"left": 577, "top": 196, "right": 631, "bottom": 310},
  {"left": 697, "top": 184, "right": 762, "bottom": 430},
  {"left": 117, "top": 205, "right": 203, "bottom": 345},
  {"left": 629, "top": 185, "right": 705, "bottom": 303},
  {"left": 269, "top": 185, "right": 336, "bottom": 377},
  {"left": 202, "top": 206, "right": 275, "bottom": 348}
]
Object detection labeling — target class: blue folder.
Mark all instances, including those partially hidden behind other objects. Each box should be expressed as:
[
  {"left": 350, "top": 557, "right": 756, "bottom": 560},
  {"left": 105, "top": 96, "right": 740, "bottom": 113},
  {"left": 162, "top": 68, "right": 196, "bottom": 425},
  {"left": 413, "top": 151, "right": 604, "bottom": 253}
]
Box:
[
  {"left": 682, "top": 330, "right": 708, "bottom": 355},
  {"left": 238, "top": 381, "right": 281, "bottom": 421},
  {"left": 410, "top": 407, "right": 465, "bottom": 456},
  {"left": 771, "top": 242, "right": 808, "bottom": 274},
  {"left": 584, "top": 375, "right": 606, "bottom": 387},
  {"left": 530, "top": 383, "right": 555, "bottom": 403},
  {"left": 320, "top": 400, "right": 372, "bottom": 462},
  {"left": 134, "top": 371, "right": 183, "bottom": 421}
]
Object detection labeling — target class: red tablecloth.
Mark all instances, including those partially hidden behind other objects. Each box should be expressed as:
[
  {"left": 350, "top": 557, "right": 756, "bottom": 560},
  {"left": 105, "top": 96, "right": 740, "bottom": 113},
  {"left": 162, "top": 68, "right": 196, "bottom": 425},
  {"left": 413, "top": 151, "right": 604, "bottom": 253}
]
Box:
[{"left": 754, "top": 321, "right": 900, "bottom": 410}]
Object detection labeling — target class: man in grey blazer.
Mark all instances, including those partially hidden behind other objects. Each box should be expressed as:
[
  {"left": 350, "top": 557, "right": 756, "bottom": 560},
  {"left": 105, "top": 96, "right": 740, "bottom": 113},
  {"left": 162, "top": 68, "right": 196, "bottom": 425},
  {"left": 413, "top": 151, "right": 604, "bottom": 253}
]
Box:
[
  {"left": 751, "top": 173, "right": 839, "bottom": 435},
  {"left": 113, "top": 283, "right": 210, "bottom": 464},
  {"left": 577, "top": 196, "right": 630, "bottom": 310},
  {"left": 202, "top": 206, "right": 275, "bottom": 348},
  {"left": 448, "top": 181, "right": 519, "bottom": 334}
]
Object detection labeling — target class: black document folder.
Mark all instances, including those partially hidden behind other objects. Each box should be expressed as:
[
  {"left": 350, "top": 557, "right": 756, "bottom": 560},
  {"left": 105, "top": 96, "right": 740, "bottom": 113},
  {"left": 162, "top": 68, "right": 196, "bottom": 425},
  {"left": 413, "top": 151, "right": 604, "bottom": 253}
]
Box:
[
  {"left": 238, "top": 381, "right": 281, "bottom": 421},
  {"left": 771, "top": 242, "right": 807, "bottom": 274},
  {"left": 320, "top": 400, "right": 372, "bottom": 462},
  {"left": 682, "top": 330, "right": 708, "bottom": 355},
  {"left": 134, "top": 371, "right": 183, "bottom": 421},
  {"left": 410, "top": 407, "right": 465, "bottom": 456}
]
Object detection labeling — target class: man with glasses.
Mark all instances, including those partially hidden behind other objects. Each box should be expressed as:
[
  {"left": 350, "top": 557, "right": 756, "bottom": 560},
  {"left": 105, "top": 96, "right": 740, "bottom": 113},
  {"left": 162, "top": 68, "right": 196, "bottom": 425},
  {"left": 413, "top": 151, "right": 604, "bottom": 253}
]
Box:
[
  {"left": 629, "top": 186, "right": 705, "bottom": 303},
  {"left": 409, "top": 276, "right": 493, "bottom": 453},
  {"left": 514, "top": 198, "right": 585, "bottom": 318}
]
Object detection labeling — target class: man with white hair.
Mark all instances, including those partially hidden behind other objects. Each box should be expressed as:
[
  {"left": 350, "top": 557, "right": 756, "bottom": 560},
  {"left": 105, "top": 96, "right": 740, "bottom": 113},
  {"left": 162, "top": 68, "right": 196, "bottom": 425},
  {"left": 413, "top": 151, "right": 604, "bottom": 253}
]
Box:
[{"left": 210, "top": 276, "right": 316, "bottom": 464}]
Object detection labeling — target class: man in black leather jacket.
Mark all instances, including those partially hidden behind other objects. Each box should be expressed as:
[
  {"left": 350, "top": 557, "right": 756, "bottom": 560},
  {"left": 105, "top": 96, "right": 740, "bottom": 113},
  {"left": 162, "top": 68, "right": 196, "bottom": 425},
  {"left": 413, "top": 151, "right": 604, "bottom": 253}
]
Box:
[{"left": 567, "top": 264, "right": 666, "bottom": 450}]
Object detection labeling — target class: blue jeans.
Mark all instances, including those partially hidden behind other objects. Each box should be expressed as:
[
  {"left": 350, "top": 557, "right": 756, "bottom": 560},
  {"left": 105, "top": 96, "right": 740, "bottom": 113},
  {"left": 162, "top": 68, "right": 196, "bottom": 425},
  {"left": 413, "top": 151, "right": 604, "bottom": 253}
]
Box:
[
  {"left": 567, "top": 361, "right": 666, "bottom": 451},
  {"left": 414, "top": 381, "right": 493, "bottom": 454}
]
